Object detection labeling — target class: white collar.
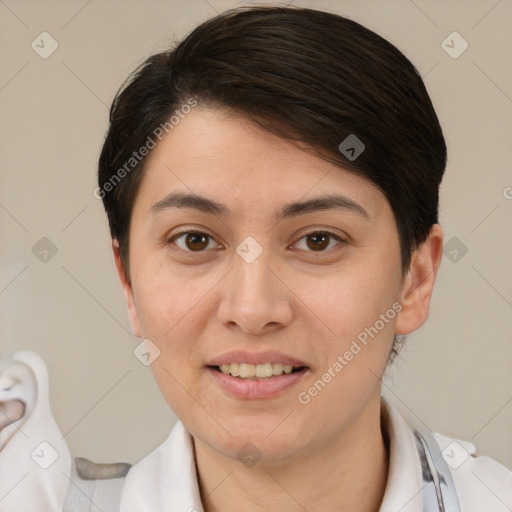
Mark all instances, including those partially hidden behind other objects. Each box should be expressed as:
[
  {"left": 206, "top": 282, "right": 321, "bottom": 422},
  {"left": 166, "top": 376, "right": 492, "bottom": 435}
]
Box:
[
  {"left": 120, "top": 418, "right": 203, "bottom": 511},
  {"left": 379, "top": 397, "right": 424, "bottom": 511},
  {"left": 120, "top": 397, "right": 424, "bottom": 511}
]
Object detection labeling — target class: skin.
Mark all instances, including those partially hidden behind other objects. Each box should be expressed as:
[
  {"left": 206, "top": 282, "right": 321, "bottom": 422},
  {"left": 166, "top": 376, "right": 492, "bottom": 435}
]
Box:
[{"left": 114, "top": 107, "right": 443, "bottom": 512}]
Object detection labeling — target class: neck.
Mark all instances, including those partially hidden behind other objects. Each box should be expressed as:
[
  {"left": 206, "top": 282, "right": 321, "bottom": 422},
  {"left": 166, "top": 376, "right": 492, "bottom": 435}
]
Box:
[{"left": 193, "top": 395, "right": 389, "bottom": 512}]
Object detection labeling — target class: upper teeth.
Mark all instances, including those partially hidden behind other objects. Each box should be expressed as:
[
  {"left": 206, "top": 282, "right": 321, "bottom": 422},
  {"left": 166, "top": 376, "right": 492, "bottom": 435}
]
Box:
[{"left": 219, "top": 363, "right": 296, "bottom": 378}]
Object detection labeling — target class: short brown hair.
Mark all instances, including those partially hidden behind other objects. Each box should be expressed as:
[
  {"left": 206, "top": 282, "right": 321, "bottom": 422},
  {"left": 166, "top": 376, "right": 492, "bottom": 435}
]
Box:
[{"left": 98, "top": 5, "right": 446, "bottom": 281}]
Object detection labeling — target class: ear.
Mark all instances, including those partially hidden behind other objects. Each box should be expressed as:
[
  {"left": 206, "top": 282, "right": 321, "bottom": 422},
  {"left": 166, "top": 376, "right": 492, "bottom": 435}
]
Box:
[
  {"left": 394, "top": 224, "right": 443, "bottom": 335},
  {"left": 112, "top": 239, "right": 143, "bottom": 338}
]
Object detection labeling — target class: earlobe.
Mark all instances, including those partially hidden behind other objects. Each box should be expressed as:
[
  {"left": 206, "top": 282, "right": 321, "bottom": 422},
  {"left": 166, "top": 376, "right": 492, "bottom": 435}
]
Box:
[
  {"left": 394, "top": 224, "right": 443, "bottom": 335},
  {"left": 112, "top": 240, "right": 143, "bottom": 338}
]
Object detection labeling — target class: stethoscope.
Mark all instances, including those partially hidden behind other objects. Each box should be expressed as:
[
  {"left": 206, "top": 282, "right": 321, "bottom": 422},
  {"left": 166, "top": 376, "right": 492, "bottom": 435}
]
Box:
[{"left": 414, "top": 426, "right": 462, "bottom": 512}]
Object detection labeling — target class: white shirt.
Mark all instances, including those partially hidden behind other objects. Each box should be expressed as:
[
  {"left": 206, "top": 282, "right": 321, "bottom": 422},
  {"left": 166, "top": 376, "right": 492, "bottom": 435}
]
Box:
[{"left": 120, "top": 398, "right": 512, "bottom": 511}]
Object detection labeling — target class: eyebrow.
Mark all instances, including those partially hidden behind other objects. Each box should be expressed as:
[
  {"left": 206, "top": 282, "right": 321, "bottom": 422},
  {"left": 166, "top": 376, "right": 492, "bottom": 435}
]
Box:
[{"left": 149, "top": 192, "right": 369, "bottom": 220}]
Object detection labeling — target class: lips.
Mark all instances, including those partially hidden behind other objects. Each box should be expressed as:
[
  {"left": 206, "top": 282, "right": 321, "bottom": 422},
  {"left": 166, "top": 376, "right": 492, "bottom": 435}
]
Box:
[
  {"left": 205, "top": 350, "right": 310, "bottom": 399},
  {"left": 206, "top": 366, "right": 309, "bottom": 399}
]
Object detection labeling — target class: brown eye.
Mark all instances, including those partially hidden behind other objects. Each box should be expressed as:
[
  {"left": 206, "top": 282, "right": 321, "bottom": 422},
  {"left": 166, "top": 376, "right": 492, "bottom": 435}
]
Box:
[
  {"left": 295, "top": 231, "right": 343, "bottom": 252},
  {"left": 185, "top": 233, "right": 209, "bottom": 251},
  {"left": 306, "top": 233, "right": 330, "bottom": 251},
  {"left": 170, "top": 231, "right": 216, "bottom": 252}
]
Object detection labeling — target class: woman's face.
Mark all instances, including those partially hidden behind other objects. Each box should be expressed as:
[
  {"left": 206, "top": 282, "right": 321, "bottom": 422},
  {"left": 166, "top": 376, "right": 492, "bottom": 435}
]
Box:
[{"left": 116, "top": 107, "right": 433, "bottom": 464}]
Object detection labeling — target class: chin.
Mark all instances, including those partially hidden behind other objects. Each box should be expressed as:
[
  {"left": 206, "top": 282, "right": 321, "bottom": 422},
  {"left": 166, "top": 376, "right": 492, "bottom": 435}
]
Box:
[{"left": 206, "top": 420, "right": 304, "bottom": 463}]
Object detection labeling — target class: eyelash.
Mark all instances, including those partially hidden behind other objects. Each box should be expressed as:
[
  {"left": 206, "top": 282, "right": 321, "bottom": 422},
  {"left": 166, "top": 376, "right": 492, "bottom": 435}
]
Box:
[{"left": 167, "top": 229, "right": 346, "bottom": 254}]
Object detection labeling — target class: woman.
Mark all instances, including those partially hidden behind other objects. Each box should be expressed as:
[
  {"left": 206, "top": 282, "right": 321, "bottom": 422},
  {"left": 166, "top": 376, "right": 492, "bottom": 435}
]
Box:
[{"left": 97, "top": 6, "right": 512, "bottom": 511}]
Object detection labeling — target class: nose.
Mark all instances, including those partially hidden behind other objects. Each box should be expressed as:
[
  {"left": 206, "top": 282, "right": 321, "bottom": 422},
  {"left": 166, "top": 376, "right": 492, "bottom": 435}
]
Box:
[{"left": 216, "top": 244, "right": 293, "bottom": 335}]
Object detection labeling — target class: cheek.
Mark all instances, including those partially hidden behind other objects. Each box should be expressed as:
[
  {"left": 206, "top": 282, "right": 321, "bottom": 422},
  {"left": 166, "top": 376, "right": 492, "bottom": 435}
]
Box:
[
  {"left": 292, "top": 259, "right": 399, "bottom": 346},
  {"left": 133, "top": 257, "right": 192, "bottom": 332},
  {"left": 131, "top": 257, "right": 221, "bottom": 367},
  {"left": 293, "top": 269, "right": 398, "bottom": 420}
]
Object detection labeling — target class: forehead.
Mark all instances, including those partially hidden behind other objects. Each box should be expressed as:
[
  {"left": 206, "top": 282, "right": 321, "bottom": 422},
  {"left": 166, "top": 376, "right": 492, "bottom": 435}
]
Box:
[{"left": 134, "top": 108, "right": 386, "bottom": 220}]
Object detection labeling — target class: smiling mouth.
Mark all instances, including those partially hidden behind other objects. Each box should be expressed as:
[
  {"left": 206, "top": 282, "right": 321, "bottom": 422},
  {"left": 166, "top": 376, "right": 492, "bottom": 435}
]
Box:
[{"left": 210, "top": 363, "right": 308, "bottom": 380}]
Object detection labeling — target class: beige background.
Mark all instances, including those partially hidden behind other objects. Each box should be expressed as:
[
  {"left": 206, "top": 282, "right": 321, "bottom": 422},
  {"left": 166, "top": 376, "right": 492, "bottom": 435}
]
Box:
[{"left": 0, "top": 0, "right": 511, "bottom": 469}]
